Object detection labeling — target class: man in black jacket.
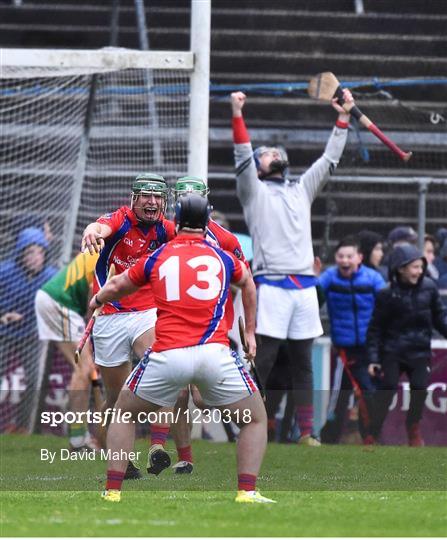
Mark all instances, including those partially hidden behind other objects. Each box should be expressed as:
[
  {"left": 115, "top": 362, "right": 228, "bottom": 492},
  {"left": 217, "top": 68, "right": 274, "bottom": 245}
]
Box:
[{"left": 366, "top": 244, "right": 447, "bottom": 446}]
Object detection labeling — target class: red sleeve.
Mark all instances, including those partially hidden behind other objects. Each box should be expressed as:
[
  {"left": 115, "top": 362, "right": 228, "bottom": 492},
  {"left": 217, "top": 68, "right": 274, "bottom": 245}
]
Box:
[
  {"left": 223, "top": 229, "right": 250, "bottom": 269},
  {"left": 232, "top": 116, "right": 250, "bottom": 144},
  {"left": 127, "top": 255, "right": 150, "bottom": 287},
  {"left": 335, "top": 119, "right": 349, "bottom": 129},
  {"left": 97, "top": 207, "right": 127, "bottom": 234},
  {"left": 209, "top": 221, "right": 250, "bottom": 269},
  {"left": 163, "top": 218, "right": 176, "bottom": 240},
  {"left": 228, "top": 252, "right": 244, "bottom": 284}
]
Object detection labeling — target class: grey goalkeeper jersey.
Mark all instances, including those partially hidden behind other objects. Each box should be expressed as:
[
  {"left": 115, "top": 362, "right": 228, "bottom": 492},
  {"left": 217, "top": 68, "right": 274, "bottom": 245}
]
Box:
[{"left": 235, "top": 125, "right": 348, "bottom": 277}]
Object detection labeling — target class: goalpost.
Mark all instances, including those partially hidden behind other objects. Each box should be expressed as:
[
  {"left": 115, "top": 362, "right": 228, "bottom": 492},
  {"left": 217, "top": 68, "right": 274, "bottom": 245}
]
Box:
[{"left": 0, "top": 1, "right": 211, "bottom": 433}]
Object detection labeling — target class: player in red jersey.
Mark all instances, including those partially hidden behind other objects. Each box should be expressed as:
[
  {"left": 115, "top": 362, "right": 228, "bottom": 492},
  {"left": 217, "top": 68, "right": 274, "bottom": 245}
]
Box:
[
  {"left": 94, "top": 194, "right": 273, "bottom": 504},
  {"left": 164, "top": 176, "right": 256, "bottom": 474},
  {"left": 81, "top": 173, "right": 175, "bottom": 478}
]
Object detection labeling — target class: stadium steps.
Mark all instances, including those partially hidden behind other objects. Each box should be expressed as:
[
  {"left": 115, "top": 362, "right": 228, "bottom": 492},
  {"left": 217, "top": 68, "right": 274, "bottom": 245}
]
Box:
[
  {"left": 210, "top": 97, "right": 446, "bottom": 130},
  {"left": 1, "top": 0, "right": 446, "bottom": 239},
  {"left": 207, "top": 171, "right": 447, "bottom": 249},
  {"left": 206, "top": 2, "right": 447, "bottom": 233},
  {"left": 0, "top": 2, "right": 190, "bottom": 50}
]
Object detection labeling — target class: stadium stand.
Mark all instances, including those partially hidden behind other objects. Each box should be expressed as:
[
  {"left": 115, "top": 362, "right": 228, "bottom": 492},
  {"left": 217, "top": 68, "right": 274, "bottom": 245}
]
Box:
[{"left": 0, "top": 0, "right": 446, "bottom": 250}]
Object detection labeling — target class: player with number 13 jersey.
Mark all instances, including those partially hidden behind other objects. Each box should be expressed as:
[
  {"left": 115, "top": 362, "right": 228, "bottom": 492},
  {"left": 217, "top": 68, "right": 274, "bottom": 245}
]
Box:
[{"left": 128, "top": 231, "right": 243, "bottom": 352}]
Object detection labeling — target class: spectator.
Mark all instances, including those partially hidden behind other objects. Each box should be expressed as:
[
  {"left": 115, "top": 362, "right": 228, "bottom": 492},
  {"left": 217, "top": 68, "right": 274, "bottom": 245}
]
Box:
[
  {"left": 435, "top": 239, "right": 447, "bottom": 306},
  {"left": 434, "top": 228, "right": 447, "bottom": 288},
  {"left": 318, "top": 236, "right": 385, "bottom": 444},
  {"left": 357, "top": 230, "right": 387, "bottom": 280},
  {"left": 0, "top": 227, "right": 57, "bottom": 431},
  {"left": 387, "top": 226, "right": 418, "bottom": 248},
  {"left": 0, "top": 227, "right": 57, "bottom": 340},
  {"left": 382, "top": 226, "right": 418, "bottom": 272},
  {"left": 423, "top": 234, "right": 439, "bottom": 281},
  {"left": 367, "top": 244, "right": 447, "bottom": 446},
  {"left": 231, "top": 88, "right": 354, "bottom": 445},
  {"left": 9, "top": 214, "right": 56, "bottom": 264}
]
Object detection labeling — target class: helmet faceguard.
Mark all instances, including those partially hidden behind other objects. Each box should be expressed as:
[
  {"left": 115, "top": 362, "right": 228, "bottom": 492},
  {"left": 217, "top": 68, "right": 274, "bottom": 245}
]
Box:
[
  {"left": 175, "top": 193, "right": 211, "bottom": 232},
  {"left": 131, "top": 173, "right": 169, "bottom": 223},
  {"left": 253, "top": 146, "right": 290, "bottom": 179},
  {"left": 172, "top": 176, "right": 210, "bottom": 201}
]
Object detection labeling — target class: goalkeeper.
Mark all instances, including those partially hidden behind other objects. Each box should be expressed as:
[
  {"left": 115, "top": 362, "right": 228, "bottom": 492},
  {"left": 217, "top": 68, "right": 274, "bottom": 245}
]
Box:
[
  {"left": 231, "top": 89, "right": 353, "bottom": 445},
  {"left": 35, "top": 251, "right": 100, "bottom": 451}
]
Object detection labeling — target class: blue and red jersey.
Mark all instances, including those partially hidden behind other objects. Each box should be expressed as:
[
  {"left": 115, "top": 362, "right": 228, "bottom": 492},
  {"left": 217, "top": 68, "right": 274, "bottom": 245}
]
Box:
[
  {"left": 94, "top": 206, "right": 175, "bottom": 314},
  {"left": 128, "top": 234, "right": 244, "bottom": 352}
]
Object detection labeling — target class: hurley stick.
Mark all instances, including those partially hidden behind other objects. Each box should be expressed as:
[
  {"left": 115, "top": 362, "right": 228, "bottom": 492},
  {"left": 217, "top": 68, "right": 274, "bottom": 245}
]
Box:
[
  {"left": 308, "top": 72, "right": 412, "bottom": 162},
  {"left": 238, "top": 316, "right": 265, "bottom": 400},
  {"left": 74, "top": 263, "right": 116, "bottom": 364}
]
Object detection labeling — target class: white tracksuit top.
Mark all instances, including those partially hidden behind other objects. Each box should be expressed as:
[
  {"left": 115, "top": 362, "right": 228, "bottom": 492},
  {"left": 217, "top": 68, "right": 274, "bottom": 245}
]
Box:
[{"left": 234, "top": 125, "right": 348, "bottom": 278}]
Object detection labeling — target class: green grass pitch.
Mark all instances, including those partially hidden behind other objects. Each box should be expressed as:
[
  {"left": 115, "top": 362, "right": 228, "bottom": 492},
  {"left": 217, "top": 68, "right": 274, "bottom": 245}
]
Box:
[{"left": 1, "top": 434, "right": 446, "bottom": 537}]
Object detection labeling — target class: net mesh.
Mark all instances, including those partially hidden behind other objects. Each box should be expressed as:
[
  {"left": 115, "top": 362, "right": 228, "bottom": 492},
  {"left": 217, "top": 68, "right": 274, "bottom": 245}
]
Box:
[{"left": 0, "top": 64, "right": 191, "bottom": 433}]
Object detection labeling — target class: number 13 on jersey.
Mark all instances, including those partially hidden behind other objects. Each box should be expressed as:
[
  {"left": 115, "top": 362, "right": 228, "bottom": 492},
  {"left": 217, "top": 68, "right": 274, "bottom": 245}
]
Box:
[{"left": 158, "top": 255, "right": 224, "bottom": 301}]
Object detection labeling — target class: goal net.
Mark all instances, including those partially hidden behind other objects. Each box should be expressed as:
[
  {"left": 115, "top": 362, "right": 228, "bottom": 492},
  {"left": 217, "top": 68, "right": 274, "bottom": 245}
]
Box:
[{"left": 0, "top": 47, "right": 194, "bottom": 433}]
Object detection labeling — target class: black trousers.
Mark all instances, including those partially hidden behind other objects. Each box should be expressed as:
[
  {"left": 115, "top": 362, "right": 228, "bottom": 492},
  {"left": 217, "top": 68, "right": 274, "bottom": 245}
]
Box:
[
  {"left": 255, "top": 335, "right": 314, "bottom": 408},
  {"left": 265, "top": 343, "right": 295, "bottom": 441},
  {"left": 320, "top": 347, "right": 376, "bottom": 443},
  {"left": 369, "top": 358, "right": 431, "bottom": 439}
]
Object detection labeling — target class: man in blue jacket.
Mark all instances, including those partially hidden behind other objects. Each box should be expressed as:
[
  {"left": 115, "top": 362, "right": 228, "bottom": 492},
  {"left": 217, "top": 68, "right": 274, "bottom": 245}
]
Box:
[
  {"left": 0, "top": 227, "right": 57, "bottom": 431},
  {"left": 0, "top": 227, "right": 57, "bottom": 339},
  {"left": 318, "top": 236, "right": 385, "bottom": 444}
]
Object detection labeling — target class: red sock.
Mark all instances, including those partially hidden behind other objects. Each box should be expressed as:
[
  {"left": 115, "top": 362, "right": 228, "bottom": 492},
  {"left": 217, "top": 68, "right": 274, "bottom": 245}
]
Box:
[
  {"left": 238, "top": 473, "right": 256, "bottom": 492},
  {"left": 105, "top": 469, "right": 125, "bottom": 491},
  {"left": 296, "top": 405, "right": 313, "bottom": 438},
  {"left": 150, "top": 424, "right": 170, "bottom": 446},
  {"left": 177, "top": 445, "right": 193, "bottom": 463}
]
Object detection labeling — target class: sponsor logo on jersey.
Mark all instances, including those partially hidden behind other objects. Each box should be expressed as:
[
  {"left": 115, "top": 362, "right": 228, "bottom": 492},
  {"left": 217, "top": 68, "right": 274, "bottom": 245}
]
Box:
[{"left": 112, "top": 255, "right": 139, "bottom": 269}]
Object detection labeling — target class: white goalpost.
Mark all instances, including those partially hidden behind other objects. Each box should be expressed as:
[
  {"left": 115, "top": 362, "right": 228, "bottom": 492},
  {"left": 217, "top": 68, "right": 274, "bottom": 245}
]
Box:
[{"left": 0, "top": 0, "right": 211, "bottom": 433}]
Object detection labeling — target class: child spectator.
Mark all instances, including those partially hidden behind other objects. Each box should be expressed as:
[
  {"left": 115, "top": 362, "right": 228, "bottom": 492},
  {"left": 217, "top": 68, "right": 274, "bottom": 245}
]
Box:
[
  {"left": 387, "top": 226, "right": 418, "bottom": 248},
  {"left": 318, "top": 236, "right": 385, "bottom": 444},
  {"left": 434, "top": 229, "right": 447, "bottom": 290},
  {"left": 367, "top": 244, "right": 447, "bottom": 446},
  {"left": 423, "top": 234, "right": 439, "bottom": 281},
  {"left": 357, "top": 230, "right": 387, "bottom": 280}
]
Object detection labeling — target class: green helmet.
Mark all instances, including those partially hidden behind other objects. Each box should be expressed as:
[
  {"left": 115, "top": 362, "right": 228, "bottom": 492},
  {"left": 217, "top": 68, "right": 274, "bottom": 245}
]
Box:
[
  {"left": 131, "top": 173, "right": 168, "bottom": 221},
  {"left": 131, "top": 173, "right": 169, "bottom": 197},
  {"left": 173, "top": 176, "right": 209, "bottom": 200}
]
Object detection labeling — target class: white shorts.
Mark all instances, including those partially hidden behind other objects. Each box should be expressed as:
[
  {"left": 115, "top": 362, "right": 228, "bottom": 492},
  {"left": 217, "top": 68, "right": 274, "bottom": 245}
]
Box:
[
  {"left": 256, "top": 284, "right": 323, "bottom": 340},
  {"left": 35, "top": 289, "right": 85, "bottom": 342},
  {"left": 92, "top": 309, "right": 157, "bottom": 367},
  {"left": 126, "top": 343, "right": 257, "bottom": 407}
]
